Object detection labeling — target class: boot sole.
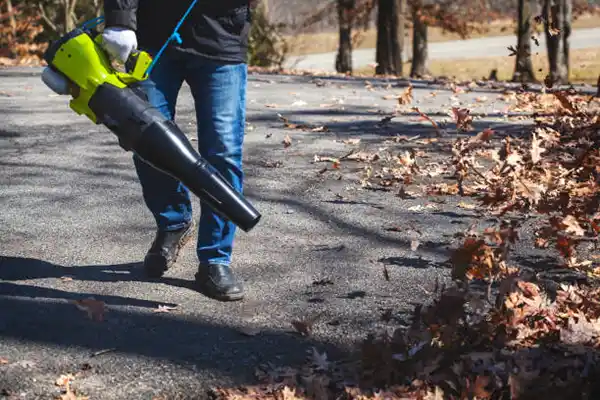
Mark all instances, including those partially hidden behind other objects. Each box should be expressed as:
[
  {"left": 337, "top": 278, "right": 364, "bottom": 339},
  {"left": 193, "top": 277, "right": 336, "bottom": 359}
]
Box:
[
  {"left": 195, "top": 274, "right": 245, "bottom": 301},
  {"left": 200, "top": 286, "right": 245, "bottom": 302},
  {"left": 144, "top": 224, "right": 195, "bottom": 278}
]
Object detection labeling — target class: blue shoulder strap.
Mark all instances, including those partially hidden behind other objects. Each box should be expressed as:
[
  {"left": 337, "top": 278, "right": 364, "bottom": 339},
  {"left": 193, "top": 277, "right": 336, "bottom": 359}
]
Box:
[
  {"left": 144, "top": 0, "right": 198, "bottom": 75},
  {"left": 80, "top": 0, "right": 199, "bottom": 76}
]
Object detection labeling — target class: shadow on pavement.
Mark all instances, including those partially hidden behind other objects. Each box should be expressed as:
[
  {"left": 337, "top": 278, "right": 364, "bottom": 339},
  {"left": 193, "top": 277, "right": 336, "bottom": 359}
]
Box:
[
  {"left": 0, "top": 297, "right": 342, "bottom": 390},
  {"left": 248, "top": 73, "right": 595, "bottom": 95},
  {"left": 0, "top": 256, "right": 347, "bottom": 392},
  {"left": 0, "top": 256, "right": 196, "bottom": 290}
]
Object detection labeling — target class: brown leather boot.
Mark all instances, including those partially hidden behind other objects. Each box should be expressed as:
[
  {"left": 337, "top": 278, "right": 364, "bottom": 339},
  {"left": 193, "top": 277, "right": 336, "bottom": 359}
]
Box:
[{"left": 143, "top": 222, "right": 194, "bottom": 278}]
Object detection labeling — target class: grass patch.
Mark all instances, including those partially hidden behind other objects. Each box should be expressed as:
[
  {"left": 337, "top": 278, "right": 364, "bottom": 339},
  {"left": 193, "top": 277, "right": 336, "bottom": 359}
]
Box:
[
  {"left": 284, "top": 13, "right": 600, "bottom": 56},
  {"left": 354, "top": 46, "right": 600, "bottom": 85}
]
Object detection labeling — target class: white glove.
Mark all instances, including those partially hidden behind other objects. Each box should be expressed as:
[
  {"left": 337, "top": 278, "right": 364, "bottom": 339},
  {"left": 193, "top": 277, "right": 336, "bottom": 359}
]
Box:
[{"left": 101, "top": 27, "right": 138, "bottom": 63}]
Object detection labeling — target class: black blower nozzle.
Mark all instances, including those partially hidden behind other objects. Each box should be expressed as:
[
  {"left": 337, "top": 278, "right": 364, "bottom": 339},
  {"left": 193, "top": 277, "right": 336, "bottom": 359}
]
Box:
[{"left": 88, "top": 82, "right": 261, "bottom": 232}]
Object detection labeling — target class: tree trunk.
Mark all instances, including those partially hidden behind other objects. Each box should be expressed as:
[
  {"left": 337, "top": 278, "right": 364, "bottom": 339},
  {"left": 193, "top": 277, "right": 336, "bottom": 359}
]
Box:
[
  {"left": 335, "top": 0, "right": 355, "bottom": 73},
  {"left": 398, "top": 0, "right": 405, "bottom": 64},
  {"left": 563, "top": 0, "right": 572, "bottom": 79},
  {"left": 410, "top": 3, "right": 429, "bottom": 78},
  {"left": 6, "top": 0, "right": 17, "bottom": 39},
  {"left": 543, "top": 0, "right": 568, "bottom": 85},
  {"left": 375, "top": 0, "right": 403, "bottom": 76},
  {"left": 512, "top": 0, "right": 537, "bottom": 82}
]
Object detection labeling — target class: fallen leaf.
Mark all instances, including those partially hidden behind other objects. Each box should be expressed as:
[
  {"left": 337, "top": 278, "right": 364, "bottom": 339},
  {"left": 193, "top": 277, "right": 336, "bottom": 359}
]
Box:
[
  {"left": 153, "top": 305, "right": 178, "bottom": 313},
  {"left": 291, "top": 314, "right": 322, "bottom": 337},
  {"left": 451, "top": 107, "right": 473, "bottom": 131},
  {"left": 471, "top": 128, "right": 494, "bottom": 143},
  {"left": 411, "top": 240, "right": 420, "bottom": 251},
  {"left": 309, "top": 347, "right": 330, "bottom": 371},
  {"left": 458, "top": 201, "right": 477, "bottom": 210},
  {"left": 398, "top": 85, "right": 413, "bottom": 105},
  {"left": 562, "top": 215, "right": 585, "bottom": 236},
  {"left": 71, "top": 298, "right": 105, "bottom": 322},
  {"left": 530, "top": 131, "right": 546, "bottom": 164},
  {"left": 55, "top": 374, "right": 76, "bottom": 387},
  {"left": 282, "top": 135, "right": 292, "bottom": 148},
  {"left": 291, "top": 319, "right": 313, "bottom": 336},
  {"left": 340, "top": 138, "right": 361, "bottom": 145},
  {"left": 412, "top": 107, "right": 441, "bottom": 135}
]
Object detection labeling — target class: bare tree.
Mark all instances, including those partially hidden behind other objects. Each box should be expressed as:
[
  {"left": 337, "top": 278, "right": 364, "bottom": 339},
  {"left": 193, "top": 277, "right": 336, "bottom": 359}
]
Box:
[
  {"left": 563, "top": 0, "right": 572, "bottom": 79},
  {"left": 375, "top": 0, "right": 404, "bottom": 75},
  {"left": 37, "top": 0, "right": 103, "bottom": 36},
  {"left": 542, "top": 0, "right": 570, "bottom": 85},
  {"left": 409, "top": 0, "right": 429, "bottom": 78},
  {"left": 335, "top": 0, "right": 356, "bottom": 73},
  {"left": 512, "top": 0, "right": 537, "bottom": 82},
  {"left": 5, "top": 0, "right": 17, "bottom": 37}
]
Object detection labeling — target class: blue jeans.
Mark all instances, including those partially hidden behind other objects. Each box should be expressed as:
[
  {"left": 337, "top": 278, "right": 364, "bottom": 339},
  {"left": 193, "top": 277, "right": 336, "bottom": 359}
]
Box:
[{"left": 134, "top": 49, "right": 247, "bottom": 267}]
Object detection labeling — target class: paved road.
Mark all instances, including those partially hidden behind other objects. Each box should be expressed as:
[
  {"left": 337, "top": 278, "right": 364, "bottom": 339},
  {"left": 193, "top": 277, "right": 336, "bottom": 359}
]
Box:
[
  {"left": 284, "top": 27, "right": 600, "bottom": 72},
  {"left": 0, "top": 68, "right": 543, "bottom": 399}
]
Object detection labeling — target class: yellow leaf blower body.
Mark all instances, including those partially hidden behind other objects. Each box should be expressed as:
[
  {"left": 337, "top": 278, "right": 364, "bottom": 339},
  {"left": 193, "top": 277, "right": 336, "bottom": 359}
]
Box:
[{"left": 41, "top": 25, "right": 261, "bottom": 232}]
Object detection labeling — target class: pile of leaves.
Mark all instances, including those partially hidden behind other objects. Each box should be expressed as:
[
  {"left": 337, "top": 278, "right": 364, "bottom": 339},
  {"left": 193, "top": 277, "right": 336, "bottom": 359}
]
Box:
[{"left": 212, "top": 88, "right": 599, "bottom": 399}]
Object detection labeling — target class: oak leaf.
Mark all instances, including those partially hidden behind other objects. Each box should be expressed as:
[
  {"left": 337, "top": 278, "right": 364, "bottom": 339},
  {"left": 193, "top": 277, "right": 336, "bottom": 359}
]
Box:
[{"left": 71, "top": 298, "right": 105, "bottom": 322}]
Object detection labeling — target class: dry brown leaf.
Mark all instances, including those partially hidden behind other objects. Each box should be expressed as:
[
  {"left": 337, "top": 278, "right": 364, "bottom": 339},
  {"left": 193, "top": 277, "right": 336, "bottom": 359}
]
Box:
[
  {"left": 340, "top": 138, "right": 361, "bottom": 145},
  {"left": 282, "top": 135, "right": 292, "bottom": 148},
  {"left": 415, "top": 138, "right": 439, "bottom": 145},
  {"left": 346, "top": 151, "right": 379, "bottom": 162},
  {"left": 413, "top": 107, "right": 441, "bottom": 134},
  {"left": 291, "top": 318, "right": 314, "bottom": 336},
  {"left": 452, "top": 107, "right": 473, "bottom": 131},
  {"left": 471, "top": 128, "right": 494, "bottom": 143},
  {"left": 530, "top": 131, "right": 546, "bottom": 164},
  {"left": 457, "top": 201, "right": 477, "bottom": 210},
  {"left": 55, "top": 374, "right": 75, "bottom": 387},
  {"left": 471, "top": 375, "right": 493, "bottom": 399},
  {"left": 398, "top": 85, "right": 413, "bottom": 105},
  {"left": 71, "top": 298, "right": 105, "bottom": 322},
  {"left": 561, "top": 215, "right": 585, "bottom": 236}
]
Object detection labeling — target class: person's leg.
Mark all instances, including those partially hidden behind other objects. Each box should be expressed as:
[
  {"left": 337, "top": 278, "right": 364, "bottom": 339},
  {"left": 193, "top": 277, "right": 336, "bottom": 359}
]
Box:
[
  {"left": 134, "top": 49, "right": 194, "bottom": 277},
  {"left": 184, "top": 56, "right": 247, "bottom": 301}
]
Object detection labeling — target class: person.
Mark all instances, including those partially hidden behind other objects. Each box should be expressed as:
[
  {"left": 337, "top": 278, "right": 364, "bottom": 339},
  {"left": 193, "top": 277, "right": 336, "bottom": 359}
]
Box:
[{"left": 101, "top": 0, "right": 256, "bottom": 302}]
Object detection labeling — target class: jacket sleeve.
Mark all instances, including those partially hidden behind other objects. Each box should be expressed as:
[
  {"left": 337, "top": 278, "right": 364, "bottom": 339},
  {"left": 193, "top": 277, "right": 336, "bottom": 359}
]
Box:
[{"left": 103, "top": 0, "right": 138, "bottom": 30}]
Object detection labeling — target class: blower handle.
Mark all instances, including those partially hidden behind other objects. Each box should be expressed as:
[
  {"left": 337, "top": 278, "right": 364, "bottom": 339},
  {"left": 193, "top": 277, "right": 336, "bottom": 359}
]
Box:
[{"left": 79, "top": 0, "right": 198, "bottom": 78}]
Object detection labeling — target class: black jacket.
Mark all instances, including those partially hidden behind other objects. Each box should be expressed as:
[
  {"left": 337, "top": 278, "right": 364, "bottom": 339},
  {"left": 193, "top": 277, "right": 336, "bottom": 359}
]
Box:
[{"left": 103, "top": 0, "right": 253, "bottom": 63}]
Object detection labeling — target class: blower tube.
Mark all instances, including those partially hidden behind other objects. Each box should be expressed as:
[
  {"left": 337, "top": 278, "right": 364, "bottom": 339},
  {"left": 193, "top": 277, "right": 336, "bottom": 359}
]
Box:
[{"left": 88, "top": 81, "right": 261, "bottom": 232}]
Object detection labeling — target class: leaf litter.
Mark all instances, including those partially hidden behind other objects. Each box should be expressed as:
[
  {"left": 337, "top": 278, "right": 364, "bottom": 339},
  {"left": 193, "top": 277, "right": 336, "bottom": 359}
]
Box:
[{"left": 212, "top": 84, "right": 600, "bottom": 399}]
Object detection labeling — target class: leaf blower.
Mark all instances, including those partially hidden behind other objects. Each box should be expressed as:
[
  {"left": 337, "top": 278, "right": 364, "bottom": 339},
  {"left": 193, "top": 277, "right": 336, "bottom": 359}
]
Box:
[{"left": 39, "top": 14, "right": 261, "bottom": 233}]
